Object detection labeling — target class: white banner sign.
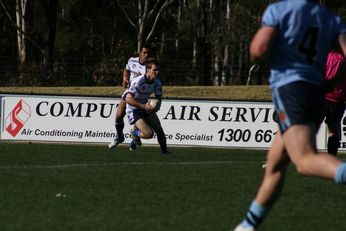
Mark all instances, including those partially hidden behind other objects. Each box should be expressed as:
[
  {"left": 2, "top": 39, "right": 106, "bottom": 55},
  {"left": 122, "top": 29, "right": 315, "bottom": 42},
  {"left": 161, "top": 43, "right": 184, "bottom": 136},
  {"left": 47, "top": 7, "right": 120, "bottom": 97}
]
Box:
[{"left": 0, "top": 94, "right": 327, "bottom": 149}]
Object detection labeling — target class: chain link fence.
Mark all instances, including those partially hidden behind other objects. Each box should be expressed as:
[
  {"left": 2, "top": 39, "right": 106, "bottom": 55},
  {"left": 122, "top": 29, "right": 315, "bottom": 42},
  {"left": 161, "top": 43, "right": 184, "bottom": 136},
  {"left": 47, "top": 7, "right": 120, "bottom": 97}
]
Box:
[{"left": 0, "top": 56, "right": 269, "bottom": 87}]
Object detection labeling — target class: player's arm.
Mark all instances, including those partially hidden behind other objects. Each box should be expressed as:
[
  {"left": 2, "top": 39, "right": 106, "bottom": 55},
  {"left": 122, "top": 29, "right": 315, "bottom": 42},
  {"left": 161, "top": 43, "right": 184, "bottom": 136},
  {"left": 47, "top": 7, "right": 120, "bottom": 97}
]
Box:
[
  {"left": 324, "top": 52, "right": 346, "bottom": 91},
  {"left": 250, "top": 26, "right": 278, "bottom": 64},
  {"left": 153, "top": 95, "right": 162, "bottom": 112},
  {"left": 153, "top": 81, "right": 163, "bottom": 111},
  {"left": 324, "top": 67, "right": 346, "bottom": 92},
  {"left": 326, "top": 34, "right": 346, "bottom": 90},
  {"left": 125, "top": 93, "right": 152, "bottom": 112},
  {"left": 339, "top": 33, "right": 346, "bottom": 57},
  {"left": 122, "top": 68, "right": 130, "bottom": 88}
]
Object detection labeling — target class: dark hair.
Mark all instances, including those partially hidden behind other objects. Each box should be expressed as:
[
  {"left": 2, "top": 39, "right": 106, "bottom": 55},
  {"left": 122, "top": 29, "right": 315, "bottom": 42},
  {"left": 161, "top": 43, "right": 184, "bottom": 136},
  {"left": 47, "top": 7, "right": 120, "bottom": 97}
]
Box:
[
  {"left": 140, "top": 43, "right": 151, "bottom": 51},
  {"left": 145, "top": 58, "right": 159, "bottom": 69}
]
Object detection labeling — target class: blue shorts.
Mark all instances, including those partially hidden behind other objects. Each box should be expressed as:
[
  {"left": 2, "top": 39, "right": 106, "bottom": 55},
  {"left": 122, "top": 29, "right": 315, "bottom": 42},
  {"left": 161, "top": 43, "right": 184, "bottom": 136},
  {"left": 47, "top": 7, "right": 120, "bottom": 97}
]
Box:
[
  {"left": 127, "top": 108, "right": 148, "bottom": 125},
  {"left": 272, "top": 81, "right": 325, "bottom": 133}
]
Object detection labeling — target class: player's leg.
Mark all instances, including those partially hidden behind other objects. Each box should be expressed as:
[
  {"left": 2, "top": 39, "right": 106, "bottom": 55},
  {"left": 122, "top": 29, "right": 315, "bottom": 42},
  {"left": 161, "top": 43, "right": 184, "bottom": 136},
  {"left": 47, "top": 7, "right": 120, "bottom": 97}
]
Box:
[
  {"left": 255, "top": 133, "right": 289, "bottom": 207},
  {"left": 234, "top": 82, "right": 346, "bottom": 231},
  {"left": 115, "top": 99, "right": 126, "bottom": 138},
  {"left": 327, "top": 124, "right": 341, "bottom": 156},
  {"left": 327, "top": 120, "right": 342, "bottom": 156},
  {"left": 145, "top": 112, "right": 171, "bottom": 154},
  {"left": 132, "top": 118, "right": 154, "bottom": 139},
  {"left": 129, "top": 119, "right": 153, "bottom": 151},
  {"left": 272, "top": 81, "right": 346, "bottom": 181},
  {"left": 108, "top": 99, "right": 126, "bottom": 148},
  {"left": 283, "top": 124, "right": 343, "bottom": 179},
  {"left": 325, "top": 101, "right": 345, "bottom": 155},
  {"left": 132, "top": 125, "right": 142, "bottom": 146},
  {"left": 127, "top": 109, "right": 149, "bottom": 150},
  {"left": 129, "top": 124, "right": 140, "bottom": 151},
  {"left": 234, "top": 133, "right": 289, "bottom": 231}
]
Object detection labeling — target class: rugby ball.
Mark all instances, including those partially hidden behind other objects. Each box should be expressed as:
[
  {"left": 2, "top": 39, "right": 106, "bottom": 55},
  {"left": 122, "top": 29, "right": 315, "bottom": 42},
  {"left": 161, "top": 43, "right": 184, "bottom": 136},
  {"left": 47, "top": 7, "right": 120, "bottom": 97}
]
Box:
[{"left": 149, "top": 99, "right": 159, "bottom": 110}]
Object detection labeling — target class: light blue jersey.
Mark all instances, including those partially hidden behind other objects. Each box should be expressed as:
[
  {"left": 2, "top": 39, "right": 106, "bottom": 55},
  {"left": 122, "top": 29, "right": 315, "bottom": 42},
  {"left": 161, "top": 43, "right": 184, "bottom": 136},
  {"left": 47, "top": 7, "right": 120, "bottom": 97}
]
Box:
[
  {"left": 126, "top": 74, "right": 162, "bottom": 115},
  {"left": 262, "top": 0, "right": 346, "bottom": 89}
]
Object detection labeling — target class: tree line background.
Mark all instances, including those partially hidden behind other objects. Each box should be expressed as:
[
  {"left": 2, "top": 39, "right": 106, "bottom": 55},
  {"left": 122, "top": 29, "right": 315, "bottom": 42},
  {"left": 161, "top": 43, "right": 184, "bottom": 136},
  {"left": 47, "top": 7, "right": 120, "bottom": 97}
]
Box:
[{"left": 1, "top": 0, "right": 346, "bottom": 87}]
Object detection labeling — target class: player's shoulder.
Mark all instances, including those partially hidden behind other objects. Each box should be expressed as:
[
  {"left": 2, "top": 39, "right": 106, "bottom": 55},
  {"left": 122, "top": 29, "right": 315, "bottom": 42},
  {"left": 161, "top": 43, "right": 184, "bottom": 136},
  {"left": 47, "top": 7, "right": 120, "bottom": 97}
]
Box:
[
  {"left": 127, "top": 56, "right": 140, "bottom": 63},
  {"left": 265, "top": 0, "right": 289, "bottom": 11},
  {"left": 262, "top": 1, "right": 291, "bottom": 26},
  {"left": 152, "top": 78, "right": 162, "bottom": 85},
  {"left": 266, "top": 0, "right": 324, "bottom": 12},
  {"left": 132, "top": 74, "right": 146, "bottom": 84}
]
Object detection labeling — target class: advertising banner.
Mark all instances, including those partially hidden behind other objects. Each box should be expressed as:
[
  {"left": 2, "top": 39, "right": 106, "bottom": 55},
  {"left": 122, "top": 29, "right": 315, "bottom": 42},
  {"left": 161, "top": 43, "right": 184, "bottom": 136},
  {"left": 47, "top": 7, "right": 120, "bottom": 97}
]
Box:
[
  {"left": 161, "top": 99, "right": 326, "bottom": 149},
  {"left": 1, "top": 95, "right": 118, "bottom": 143},
  {"left": 0, "top": 94, "right": 327, "bottom": 149}
]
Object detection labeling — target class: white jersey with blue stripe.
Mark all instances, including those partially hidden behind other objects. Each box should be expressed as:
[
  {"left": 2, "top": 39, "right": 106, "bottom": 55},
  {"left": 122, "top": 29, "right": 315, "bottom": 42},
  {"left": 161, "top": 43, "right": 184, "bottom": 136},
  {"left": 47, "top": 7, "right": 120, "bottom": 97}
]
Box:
[
  {"left": 125, "top": 57, "right": 146, "bottom": 84},
  {"left": 126, "top": 74, "right": 162, "bottom": 114},
  {"left": 263, "top": 0, "right": 346, "bottom": 89}
]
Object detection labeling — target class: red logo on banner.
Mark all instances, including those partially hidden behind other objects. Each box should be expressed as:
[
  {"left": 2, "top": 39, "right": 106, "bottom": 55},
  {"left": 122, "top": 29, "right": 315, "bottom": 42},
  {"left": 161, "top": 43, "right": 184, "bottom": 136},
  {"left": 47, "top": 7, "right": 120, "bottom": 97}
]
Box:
[{"left": 5, "top": 99, "right": 31, "bottom": 137}]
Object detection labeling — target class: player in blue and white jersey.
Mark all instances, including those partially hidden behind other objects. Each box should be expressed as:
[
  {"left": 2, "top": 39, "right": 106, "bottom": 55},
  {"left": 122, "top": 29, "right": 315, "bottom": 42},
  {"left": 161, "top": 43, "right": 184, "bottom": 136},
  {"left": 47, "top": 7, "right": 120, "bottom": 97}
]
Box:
[
  {"left": 124, "top": 56, "right": 147, "bottom": 86},
  {"left": 125, "top": 58, "right": 171, "bottom": 155},
  {"left": 108, "top": 45, "right": 149, "bottom": 149},
  {"left": 233, "top": 1, "right": 346, "bottom": 231}
]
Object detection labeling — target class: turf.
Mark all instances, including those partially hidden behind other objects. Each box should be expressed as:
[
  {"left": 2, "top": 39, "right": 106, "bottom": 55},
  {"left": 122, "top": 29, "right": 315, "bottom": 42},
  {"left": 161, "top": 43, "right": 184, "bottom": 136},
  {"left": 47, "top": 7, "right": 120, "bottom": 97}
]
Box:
[{"left": 0, "top": 142, "right": 345, "bottom": 231}]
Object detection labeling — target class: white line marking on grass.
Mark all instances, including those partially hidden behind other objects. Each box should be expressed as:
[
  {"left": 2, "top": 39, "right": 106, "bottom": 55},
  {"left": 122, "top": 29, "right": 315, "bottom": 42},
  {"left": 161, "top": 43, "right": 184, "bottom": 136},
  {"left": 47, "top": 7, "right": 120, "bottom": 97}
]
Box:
[
  {"left": 1, "top": 157, "right": 345, "bottom": 170},
  {"left": 0, "top": 160, "right": 262, "bottom": 170}
]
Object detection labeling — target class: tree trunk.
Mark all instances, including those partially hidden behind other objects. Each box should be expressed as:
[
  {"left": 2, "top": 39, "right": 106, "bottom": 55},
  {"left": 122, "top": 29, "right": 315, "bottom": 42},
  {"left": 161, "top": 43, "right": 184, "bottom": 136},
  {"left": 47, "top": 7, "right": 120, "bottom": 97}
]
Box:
[
  {"left": 195, "top": 0, "right": 210, "bottom": 86},
  {"left": 221, "top": 0, "right": 231, "bottom": 86},
  {"left": 137, "top": 0, "right": 147, "bottom": 51},
  {"left": 175, "top": 0, "right": 183, "bottom": 51},
  {"left": 16, "top": 0, "right": 27, "bottom": 65},
  {"left": 160, "top": 32, "right": 165, "bottom": 56},
  {"left": 211, "top": 0, "right": 221, "bottom": 86},
  {"left": 40, "top": 0, "right": 59, "bottom": 65},
  {"left": 238, "top": 41, "right": 243, "bottom": 84}
]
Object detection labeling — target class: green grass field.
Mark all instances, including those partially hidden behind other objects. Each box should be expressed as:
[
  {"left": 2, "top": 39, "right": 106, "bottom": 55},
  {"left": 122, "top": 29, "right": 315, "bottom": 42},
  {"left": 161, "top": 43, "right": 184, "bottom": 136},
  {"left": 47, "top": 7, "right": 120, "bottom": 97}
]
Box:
[{"left": 0, "top": 142, "right": 346, "bottom": 231}]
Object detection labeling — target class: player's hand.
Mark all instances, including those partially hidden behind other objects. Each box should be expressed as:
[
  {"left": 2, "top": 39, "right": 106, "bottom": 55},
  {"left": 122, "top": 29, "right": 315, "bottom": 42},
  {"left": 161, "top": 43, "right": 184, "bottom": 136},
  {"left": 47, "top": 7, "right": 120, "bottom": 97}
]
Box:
[
  {"left": 143, "top": 102, "right": 154, "bottom": 113},
  {"left": 155, "top": 100, "right": 161, "bottom": 112},
  {"left": 122, "top": 78, "right": 129, "bottom": 88},
  {"left": 134, "top": 71, "right": 141, "bottom": 77}
]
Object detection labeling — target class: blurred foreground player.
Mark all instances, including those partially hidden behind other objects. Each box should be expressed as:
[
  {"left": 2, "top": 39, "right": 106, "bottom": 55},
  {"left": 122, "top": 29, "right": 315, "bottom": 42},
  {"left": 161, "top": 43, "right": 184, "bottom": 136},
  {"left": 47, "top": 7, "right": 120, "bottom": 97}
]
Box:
[{"left": 233, "top": 0, "right": 346, "bottom": 230}]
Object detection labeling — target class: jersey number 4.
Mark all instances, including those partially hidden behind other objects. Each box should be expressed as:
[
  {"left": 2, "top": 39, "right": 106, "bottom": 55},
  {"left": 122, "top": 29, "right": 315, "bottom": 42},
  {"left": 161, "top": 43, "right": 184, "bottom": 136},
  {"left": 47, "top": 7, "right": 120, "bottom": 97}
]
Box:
[{"left": 298, "top": 26, "right": 319, "bottom": 65}]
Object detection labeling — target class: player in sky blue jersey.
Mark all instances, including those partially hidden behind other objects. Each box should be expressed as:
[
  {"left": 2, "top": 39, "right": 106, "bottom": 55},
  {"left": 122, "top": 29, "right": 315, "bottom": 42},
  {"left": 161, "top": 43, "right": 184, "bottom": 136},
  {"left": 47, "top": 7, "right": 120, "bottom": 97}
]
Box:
[
  {"left": 264, "top": 0, "right": 345, "bottom": 88},
  {"left": 125, "top": 58, "right": 171, "bottom": 155},
  {"left": 233, "top": 1, "right": 346, "bottom": 231}
]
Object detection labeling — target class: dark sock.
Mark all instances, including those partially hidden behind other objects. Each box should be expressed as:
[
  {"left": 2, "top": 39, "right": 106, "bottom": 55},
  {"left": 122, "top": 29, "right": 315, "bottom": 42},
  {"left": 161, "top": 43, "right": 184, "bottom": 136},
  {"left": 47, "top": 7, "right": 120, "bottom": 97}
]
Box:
[
  {"left": 327, "top": 135, "right": 340, "bottom": 156},
  {"left": 115, "top": 122, "right": 124, "bottom": 138},
  {"left": 158, "top": 140, "right": 167, "bottom": 153}
]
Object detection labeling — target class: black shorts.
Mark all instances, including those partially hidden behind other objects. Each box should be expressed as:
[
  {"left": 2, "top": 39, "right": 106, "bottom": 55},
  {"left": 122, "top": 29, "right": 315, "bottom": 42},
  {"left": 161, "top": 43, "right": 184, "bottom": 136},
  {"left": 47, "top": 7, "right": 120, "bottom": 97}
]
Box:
[
  {"left": 272, "top": 81, "right": 325, "bottom": 133},
  {"left": 324, "top": 101, "right": 346, "bottom": 125}
]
